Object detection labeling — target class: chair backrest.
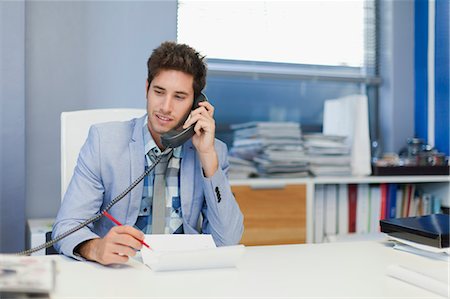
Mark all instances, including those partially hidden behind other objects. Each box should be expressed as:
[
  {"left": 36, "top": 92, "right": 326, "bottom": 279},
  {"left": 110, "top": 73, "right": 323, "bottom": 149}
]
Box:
[{"left": 61, "top": 108, "right": 146, "bottom": 201}]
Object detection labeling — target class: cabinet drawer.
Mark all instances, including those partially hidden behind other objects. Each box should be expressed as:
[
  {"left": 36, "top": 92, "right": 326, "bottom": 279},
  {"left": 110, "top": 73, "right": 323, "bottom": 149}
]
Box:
[{"left": 232, "top": 184, "right": 306, "bottom": 245}]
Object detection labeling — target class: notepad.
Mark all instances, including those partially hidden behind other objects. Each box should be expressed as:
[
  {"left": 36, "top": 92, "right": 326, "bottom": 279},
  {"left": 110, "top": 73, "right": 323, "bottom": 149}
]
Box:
[{"left": 141, "top": 234, "right": 245, "bottom": 272}]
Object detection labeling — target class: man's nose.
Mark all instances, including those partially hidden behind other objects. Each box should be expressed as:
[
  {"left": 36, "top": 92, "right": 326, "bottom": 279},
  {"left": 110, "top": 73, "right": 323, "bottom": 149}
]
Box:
[{"left": 161, "top": 96, "right": 173, "bottom": 113}]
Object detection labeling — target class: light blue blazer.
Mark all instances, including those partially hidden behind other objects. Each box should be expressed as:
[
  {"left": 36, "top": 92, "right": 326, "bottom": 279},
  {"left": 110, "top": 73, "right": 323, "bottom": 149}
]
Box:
[{"left": 53, "top": 115, "right": 244, "bottom": 260}]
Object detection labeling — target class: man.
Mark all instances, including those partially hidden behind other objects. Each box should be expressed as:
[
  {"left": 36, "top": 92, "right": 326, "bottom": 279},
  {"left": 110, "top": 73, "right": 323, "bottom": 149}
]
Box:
[{"left": 52, "top": 41, "right": 244, "bottom": 265}]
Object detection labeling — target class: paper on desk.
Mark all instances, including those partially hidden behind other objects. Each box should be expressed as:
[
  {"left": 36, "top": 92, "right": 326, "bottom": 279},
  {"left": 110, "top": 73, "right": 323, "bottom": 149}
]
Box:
[
  {"left": 387, "top": 264, "right": 449, "bottom": 297},
  {"left": 141, "top": 234, "right": 245, "bottom": 272},
  {"left": 388, "top": 236, "right": 450, "bottom": 261},
  {"left": 389, "top": 236, "right": 450, "bottom": 253},
  {"left": 393, "top": 243, "right": 450, "bottom": 262}
]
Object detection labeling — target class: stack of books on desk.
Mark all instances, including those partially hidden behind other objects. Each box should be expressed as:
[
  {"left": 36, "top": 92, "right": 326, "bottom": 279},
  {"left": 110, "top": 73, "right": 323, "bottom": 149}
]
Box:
[
  {"left": 229, "top": 122, "right": 308, "bottom": 178},
  {"left": 380, "top": 214, "right": 449, "bottom": 258},
  {"left": 303, "top": 133, "right": 351, "bottom": 176}
]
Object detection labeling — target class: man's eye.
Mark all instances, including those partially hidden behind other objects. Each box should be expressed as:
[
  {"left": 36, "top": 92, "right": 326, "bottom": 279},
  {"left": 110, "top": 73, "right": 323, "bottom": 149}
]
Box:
[
  {"left": 175, "top": 95, "right": 185, "bottom": 100},
  {"left": 154, "top": 90, "right": 163, "bottom": 95}
]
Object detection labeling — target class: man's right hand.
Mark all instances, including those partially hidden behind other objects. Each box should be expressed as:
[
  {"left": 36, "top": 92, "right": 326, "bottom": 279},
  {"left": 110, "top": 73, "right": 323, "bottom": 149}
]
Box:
[{"left": 76, "top": 226, "right": 144, "bottom": 265}]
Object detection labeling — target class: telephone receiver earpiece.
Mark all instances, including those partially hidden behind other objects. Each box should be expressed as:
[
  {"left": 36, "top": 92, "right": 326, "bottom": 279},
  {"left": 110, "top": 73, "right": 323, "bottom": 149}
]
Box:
[{"left": 160, "top": 92, "right": 208, "bottom": 148}]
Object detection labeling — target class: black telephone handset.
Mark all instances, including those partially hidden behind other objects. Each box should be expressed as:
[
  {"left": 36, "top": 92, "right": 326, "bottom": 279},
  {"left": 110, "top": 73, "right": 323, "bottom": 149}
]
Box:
[{"left": 160, "top": 92, "right": 208, "bottom": 148}]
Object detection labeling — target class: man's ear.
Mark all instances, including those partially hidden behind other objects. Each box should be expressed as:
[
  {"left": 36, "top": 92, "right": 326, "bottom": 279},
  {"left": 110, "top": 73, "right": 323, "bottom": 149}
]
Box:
[{"left": 145, "top": 80, "right": 149, "bottom": 95}]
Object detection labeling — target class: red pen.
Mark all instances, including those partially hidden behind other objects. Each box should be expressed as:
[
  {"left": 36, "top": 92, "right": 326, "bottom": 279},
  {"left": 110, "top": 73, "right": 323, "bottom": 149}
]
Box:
[{"left": 103, "top": 211, "right": 151, "bottom": 250}]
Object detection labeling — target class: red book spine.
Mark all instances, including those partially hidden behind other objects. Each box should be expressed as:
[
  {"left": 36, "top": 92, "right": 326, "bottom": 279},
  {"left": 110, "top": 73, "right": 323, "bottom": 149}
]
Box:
[
  {"left": 380, "top": 183, "right": 388, "bottom": 220},
  {"left": 348, "top": 184, "right": 357, "bottom": 233},
  {"left": 405, "top": 184, "right": 412, "bottom": 217}
]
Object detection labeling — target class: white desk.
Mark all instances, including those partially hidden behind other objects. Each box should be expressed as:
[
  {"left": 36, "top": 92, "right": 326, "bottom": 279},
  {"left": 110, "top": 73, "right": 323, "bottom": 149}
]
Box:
[{"left": 44, "top": 240, "right": 447, "bottom": 298}]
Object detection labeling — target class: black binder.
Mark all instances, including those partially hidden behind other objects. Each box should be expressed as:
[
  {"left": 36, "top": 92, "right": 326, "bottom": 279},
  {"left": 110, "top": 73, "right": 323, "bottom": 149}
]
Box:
[{"left": 380, "top": 214, "right": 449, "bottom": 248}]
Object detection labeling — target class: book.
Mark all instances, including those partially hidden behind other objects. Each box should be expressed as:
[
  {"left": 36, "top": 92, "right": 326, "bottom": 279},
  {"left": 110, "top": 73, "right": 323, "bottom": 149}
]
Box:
[
  {"left": 369, "top": 185, "right": 381, "bottom": 232},
  {"left": 380, "top": 214, "right": 449, "bottom": 248},
  {"left": 380, "top": 183, "right": 388, "bottom": 220},
  {"left": 387, "top": 184, "right": 398, "bottom": 219},
  {"left": 396, "top": 187, "right": 404, "bottom": 218},
  {"left": 324, "top": 184, "right": 337, "bottom": 237},
  {"left": 337, "top": 184, "right": 349, "bottom": 235},
  {"left": 348, "top": 184, "right": 357, "bottom": 233},
  {"left": 314, "top": 185, "right": 325, "bottom": 243},
  {"left": 356, "top": 184, "right": 370, "bottom": 233}
]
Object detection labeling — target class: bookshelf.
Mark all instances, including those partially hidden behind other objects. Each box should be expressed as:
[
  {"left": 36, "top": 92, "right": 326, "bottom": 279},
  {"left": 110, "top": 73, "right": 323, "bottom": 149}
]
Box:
[{"left": 230, "top": 175, "right": 450, "bottom": 245}]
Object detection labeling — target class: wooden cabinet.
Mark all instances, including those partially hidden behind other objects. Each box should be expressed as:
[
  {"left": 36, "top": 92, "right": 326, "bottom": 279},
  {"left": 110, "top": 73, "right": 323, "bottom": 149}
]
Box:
[{"left": 232, "top": 184, "right": 306, "bottom": 246}]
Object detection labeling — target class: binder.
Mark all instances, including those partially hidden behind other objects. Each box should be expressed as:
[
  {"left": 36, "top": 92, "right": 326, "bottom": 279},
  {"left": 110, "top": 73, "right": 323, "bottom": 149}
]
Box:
[{"left": 380, "top": 214, "right": 449, "bottom": 248}]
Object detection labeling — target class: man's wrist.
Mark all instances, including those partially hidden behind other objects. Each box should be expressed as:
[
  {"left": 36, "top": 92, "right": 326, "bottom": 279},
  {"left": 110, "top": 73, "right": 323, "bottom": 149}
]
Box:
[
  {"left": 75, "top": 238, "right": 99, "bottom": 261},
  {"left": 199, "top": 150, "right": 218, "bottom": 178}
]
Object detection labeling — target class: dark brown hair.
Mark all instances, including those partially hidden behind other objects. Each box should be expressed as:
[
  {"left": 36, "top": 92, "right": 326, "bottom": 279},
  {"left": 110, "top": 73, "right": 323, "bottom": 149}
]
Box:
[{"left": 147, "top": 41, "right": 207, "bottom": 98}]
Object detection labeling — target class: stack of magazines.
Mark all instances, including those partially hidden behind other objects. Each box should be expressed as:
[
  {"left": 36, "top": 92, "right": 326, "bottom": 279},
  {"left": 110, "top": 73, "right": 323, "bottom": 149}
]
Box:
[
  {"left": 229, "top": 122, "right": 308, "bottom": 178},
  {"left": 228, "top": 156, "right": 258, "bottom": 179},
  {"left": 303, "top": 133, "right": 351, "bottom": 176},
  {"left": 0, "top": 255, "right": 55, "bottom": 297}
]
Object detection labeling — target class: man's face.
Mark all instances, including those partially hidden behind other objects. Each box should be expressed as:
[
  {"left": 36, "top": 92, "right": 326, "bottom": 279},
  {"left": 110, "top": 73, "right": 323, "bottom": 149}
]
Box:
[{"left": 146, "top": 69, "right": 194, "bottom": 139}]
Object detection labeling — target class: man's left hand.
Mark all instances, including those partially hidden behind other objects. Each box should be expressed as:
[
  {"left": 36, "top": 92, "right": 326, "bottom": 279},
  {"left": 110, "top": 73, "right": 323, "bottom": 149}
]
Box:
[{"left": 182, "top": 101, "right": 218, "bottom": 177}]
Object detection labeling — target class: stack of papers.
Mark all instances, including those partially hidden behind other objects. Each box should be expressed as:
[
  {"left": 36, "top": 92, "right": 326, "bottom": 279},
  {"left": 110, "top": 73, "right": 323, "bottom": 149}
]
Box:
[
  {"left": 229, "top": 122, "right": 307, "bottom": 178},
  {"left": 389, "top": 235, "right": 450, "bottom": 261},
  {"left": 228, "top": 156, "right": 258, "bottom": 179},
  {"left": 141, "top": 234, "right": 245, "bottom": 272},
  {"left": 0, "top": 255, "right": 55, "bottom": 297},
  {"left": 303, "top": 134, "right": 351, "bottom": 176}
]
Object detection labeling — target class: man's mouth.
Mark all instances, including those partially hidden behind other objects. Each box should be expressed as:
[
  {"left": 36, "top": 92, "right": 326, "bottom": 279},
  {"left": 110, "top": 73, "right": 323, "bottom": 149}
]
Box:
[{"left": 155, "top": 113, "right": 174, "bottom": 123}]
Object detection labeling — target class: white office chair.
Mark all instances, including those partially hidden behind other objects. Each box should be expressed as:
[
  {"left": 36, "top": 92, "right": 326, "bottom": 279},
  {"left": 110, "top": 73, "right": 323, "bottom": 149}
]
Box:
[{"left": 60, "top": 108, "right": 146, "bottom": 201}]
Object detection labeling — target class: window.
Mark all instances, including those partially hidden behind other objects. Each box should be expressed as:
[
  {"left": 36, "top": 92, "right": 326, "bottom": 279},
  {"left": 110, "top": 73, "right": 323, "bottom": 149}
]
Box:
[
  {"left": 177, "top": 0, "right": 379, "bottom": 145},
  {"left": 178, "top": 0, "right": 366, "bottom": 67}
]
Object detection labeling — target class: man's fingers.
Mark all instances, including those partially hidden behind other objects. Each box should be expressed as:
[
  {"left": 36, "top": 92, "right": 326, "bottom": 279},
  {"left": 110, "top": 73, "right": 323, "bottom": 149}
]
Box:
[
  {"left": 100, "top": 252, "right": 129, "bottom": 265},
  {"left": 113, "top": 233, "right": 143, "bottom": 250},
  {"left": 198, "top": 101, "right": 214, "bottom": 117},
  {"left": 110, "top": 243, "right": 137, "bottom": 257},
  {"left": 111, "top": 225, "right": 145, "bottom": 241},
  {"left": 183, "top": 112, "right": 213, "bottom": 129}
]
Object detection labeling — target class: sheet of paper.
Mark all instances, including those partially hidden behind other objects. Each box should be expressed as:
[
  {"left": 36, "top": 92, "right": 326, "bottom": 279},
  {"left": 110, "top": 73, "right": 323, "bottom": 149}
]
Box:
[
  {"left": 144, "top": 234, "right": 216, "bottom": 252},
  {"left": 141, "top": 234, "right": 245, "bottom": 272},
  {"left": 387, "top": 264, "right": 449, "bottom": 297}
]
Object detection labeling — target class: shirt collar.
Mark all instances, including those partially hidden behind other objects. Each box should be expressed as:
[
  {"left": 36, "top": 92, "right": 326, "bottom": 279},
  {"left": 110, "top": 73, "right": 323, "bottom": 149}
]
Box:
[{"left": 142, "top": 116, "right": 182, "bottom": 158}]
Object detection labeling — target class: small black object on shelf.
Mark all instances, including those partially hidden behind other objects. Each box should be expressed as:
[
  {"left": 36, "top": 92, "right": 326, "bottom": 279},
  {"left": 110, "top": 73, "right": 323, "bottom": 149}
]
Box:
[
  {"left": 380, "top": 214, "right": 449, "bottom": 248},
  {"left": 372, "top": 165, "right": 450, "bottom": 176}
]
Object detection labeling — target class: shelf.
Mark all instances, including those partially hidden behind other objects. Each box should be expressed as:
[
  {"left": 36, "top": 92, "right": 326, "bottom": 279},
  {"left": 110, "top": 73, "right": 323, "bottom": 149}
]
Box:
[
  {"left": 230, "top": 175, "right": 450, "bottom": 186},
  {"left": 230, "top": 175, "right": 450, "bottom": 245}
]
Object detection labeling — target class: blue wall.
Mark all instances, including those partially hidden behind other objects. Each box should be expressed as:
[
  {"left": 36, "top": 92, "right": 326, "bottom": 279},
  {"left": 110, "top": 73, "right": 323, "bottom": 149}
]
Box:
[
  {"left": 415, "top": 0, "right": 450, "bottom": 155},
  {"left": 0, "top": 0, "right": 26, "bottom": 253}
]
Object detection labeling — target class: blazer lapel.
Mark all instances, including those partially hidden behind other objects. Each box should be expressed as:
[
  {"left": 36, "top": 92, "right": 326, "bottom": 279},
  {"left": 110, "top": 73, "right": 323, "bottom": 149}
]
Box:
[
  {"left": 180, "top": 139, "right": 195, "bottom": 224},
  {"left": 126, "top": 115, "right": 146, "bottom": 225}
]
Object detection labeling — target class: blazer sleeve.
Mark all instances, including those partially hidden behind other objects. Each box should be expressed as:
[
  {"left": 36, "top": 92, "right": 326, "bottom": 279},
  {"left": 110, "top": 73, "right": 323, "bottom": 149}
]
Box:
[
  {"left": 52, "top": 126, "right": 105, "bottom": 260},
  {"left": 200, "top": 141, "right": 244, "bottom": 246}
]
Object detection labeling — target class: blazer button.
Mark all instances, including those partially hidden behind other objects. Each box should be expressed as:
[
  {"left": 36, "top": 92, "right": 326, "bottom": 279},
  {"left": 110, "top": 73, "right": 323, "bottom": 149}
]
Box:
[{"left": 215, "top": 186, "right": 221, "bottom": 203}]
